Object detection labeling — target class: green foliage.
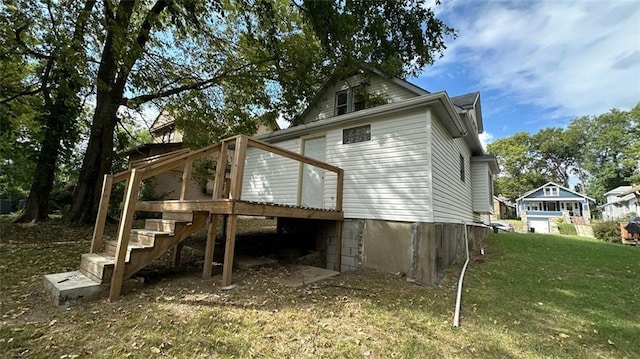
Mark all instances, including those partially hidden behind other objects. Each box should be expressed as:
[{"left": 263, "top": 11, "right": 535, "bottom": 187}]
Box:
[
  {"left": 558, "top": 223, "right": 577, "bottom": 236},
  {"left": 592, "top": 221, "right": 622, "bottom": 243},
  {"left": 489, "top": 104, "right": 640, "bottom": 203}
]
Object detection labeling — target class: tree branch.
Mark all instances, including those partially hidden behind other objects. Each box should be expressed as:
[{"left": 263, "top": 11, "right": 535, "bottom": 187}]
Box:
[{"left": 120, "top": 59, "right": 275, "bottom": 108}]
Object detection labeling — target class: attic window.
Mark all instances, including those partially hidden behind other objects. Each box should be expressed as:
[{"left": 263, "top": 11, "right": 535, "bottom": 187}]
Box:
[
  {"left": 343, "top": 124, "right": 371, "bottom": 144},
  {"left": 335, "top": 86, "right": 367, "bottom": 116},
  {"left": 335, "top": 90, "right": 349, "bottom": 115},
  {"left": 544, "top": 187, "right": 559, "bottom": 196}
]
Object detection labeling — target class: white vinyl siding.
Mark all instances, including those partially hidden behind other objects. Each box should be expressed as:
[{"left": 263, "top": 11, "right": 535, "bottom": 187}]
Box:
[
  {"left": 302, "top": 73, "right": 419, "bottom": 123},
  {"left": 471, "top": 162, "right": 493, "bottom": 213},
  {"left": 430, "top": 110, "right": 473, "bottom": 223},
  {"left": 241, "top": 138, "right": 301, "bottom": 206},
  {"left": 323, "top": 109, "right": 432, "bottom": 221}
]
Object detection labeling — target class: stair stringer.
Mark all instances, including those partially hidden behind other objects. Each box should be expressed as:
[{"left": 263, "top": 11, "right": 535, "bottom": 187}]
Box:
[{"left": 120, "top": 211, "right": 209, "bottom": 280}]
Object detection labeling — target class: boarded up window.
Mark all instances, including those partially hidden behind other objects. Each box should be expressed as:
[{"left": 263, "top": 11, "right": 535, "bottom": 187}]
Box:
[{"left": 343, "top": 124, "right": 371, "bottom": 144}]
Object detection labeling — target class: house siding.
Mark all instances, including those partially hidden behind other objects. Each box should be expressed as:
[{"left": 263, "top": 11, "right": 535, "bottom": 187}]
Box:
[
  {"left": 430, "top": 110, "right": 473, "bottom": 223},
  {"left": 241, "top": 138, "right": 301, "bottom": 206},
  {"left": 471, "top": 162, "right": 492, "bottom": 213},
  {"left": 323, "top": 109, "right": 432, "bottom": 222},
  {"left": 302, "top": 74, "right": 420, "bottom": 123}
]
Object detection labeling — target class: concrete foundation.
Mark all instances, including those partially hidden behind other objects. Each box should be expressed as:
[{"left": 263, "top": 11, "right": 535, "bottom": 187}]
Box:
[
  {"left": 322, "top": 219, "right": 489, "bottom": 286},
  {"left": 43, "top": 271, "right": 105, "bottom": 306}
]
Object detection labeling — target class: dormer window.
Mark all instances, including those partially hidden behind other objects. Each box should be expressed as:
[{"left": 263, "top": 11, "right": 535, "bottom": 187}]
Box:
[
  {"left": 335, "top": 86, "right": 367, "bottom": 116},
  {"left": 544, "top": 187, "right": 559, "bottom": 196}
]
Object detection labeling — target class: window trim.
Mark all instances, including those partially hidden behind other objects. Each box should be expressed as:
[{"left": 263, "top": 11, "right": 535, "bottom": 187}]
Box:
[
  {"left": 544, "top": 187, "right": 559, "bottom": 196},
  {"left": 459, "top": 154, "right": 465, "bottom": 182}
]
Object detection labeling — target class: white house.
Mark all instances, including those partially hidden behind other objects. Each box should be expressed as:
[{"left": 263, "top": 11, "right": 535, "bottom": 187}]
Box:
[
  {"left": 239, "top": 65, "right": 498, "bottom": 284},
  {"left": 516, "top": 182, "right": 595, "bottom": 233},
  {"left": 602, "top": 186, "right": 638, "bottom": 220}
]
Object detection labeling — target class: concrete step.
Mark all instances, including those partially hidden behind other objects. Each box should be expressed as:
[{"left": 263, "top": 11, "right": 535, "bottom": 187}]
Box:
[
  {"left": 131, "top": 228, "right": 173, "bottom": 246},
  {"left": 80, "top": 253, "right": 115, "bottom": 283},
  {"left": 103, "top": 240, "right": 153, "bottom": 261},
  {"left": 44, "top": 271, "right": 104, "bottom": 306},
  {"left": 163, "top": 211, "right": 193, "bottom": 222},
  {"left": 145, "top": 219, "right": 177, "bottom": 231}
]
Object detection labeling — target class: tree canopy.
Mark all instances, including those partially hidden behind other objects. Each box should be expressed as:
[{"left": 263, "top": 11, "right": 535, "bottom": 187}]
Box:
[{"left": 1, "top": 0, "right": 455, "bottom": 223}]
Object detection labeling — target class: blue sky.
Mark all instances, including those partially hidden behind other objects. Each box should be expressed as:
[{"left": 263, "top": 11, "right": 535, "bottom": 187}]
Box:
[{"left": 412, "top": 0, "right": 640, "bottom": 148}]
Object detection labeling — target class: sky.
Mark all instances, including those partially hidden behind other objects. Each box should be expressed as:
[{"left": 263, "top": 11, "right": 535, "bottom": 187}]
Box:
[{"left": 412, "top": 0, "right": 640, "bottom": 149}]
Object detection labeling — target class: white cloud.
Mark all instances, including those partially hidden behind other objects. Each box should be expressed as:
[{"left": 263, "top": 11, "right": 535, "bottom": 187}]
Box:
[
  {"left": 478, "top": 131, "right": 494, "bottom": 151},
  {"left": 425, "top": 0, "right": 640, "bottom": 119}
]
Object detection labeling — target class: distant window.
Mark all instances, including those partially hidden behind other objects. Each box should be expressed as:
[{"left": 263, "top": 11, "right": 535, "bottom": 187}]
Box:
[
  {"left": 343, "top": 124, "right": 371, "bottom": 144},
  {"left": 335, "top": 90, "right": 348, "bottom": 115},
  {"left": 353, "top": 86, "right": 366, "bottom": 112},
  {"left": 544, "top": 187, "right": 559, "bottom": 196},
  {"left": 459, "top": 154, "right": 465, "bottom": 182}
]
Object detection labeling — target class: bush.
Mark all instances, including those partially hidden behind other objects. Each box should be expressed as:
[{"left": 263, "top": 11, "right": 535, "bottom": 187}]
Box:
[
  {"left": 558, "top": 223, "right": 577, "bottom": 235},
  {"left": 592, "top": 221, "right": 621, "bottom": 243}
]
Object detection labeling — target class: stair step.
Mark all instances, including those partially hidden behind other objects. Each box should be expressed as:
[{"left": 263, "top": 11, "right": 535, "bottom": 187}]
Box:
[
  {"left": 131, "top": 229, "right": 173, "bottom": 246},
  {"left": 104, "top": 240, "right": 153, "bottom": 261},
  {"left": 163, "top": 211, "right": 193, "bottom": 222},
  {"left": 145, "top": 219, "right": 178, "bottom": 231},
  {"left": 79, "top": 253, "right": 115, "bottom": 283}
]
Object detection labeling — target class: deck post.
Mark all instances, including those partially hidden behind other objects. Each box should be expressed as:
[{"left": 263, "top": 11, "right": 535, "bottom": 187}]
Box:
[
  {"left": 334, "top": 220, "right": 343, "bottom": 272},
  {"left": 91, "top": 174, "right": 113, "bottom": 253},
  {"left": 334, "top": 169, "right": 344, "bottom": 272},
  {"left": 109, "top": 169, "right": 141, "bottom": 302},
  {"left": 203, "top": 214, "right": 219, "bottom": 278},
  {"left": 179, "top": 159, "right": 193, "bottom": 200},
  {"left": 212, "top": 142, "right": 228, "bottom": 199},
  {"left": 171, "top": 242, "right": 184, "bottom": 267},
  {"left": 229, "top": 136, "right": 248, "bottom": 200},
  {"left": 221, "top": 214, "right": 238, "bottom": 286}
]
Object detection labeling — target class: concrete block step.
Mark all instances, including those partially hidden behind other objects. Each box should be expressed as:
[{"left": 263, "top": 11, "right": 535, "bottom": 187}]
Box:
[
  {"left": 131, "top": 228, "right": 173, "bottom": 246},
  {"left": 104, "top": 240, "right": 153, "bottom": 262},
  {"left": 44, "top": 271, "right": 104, "bottom": 306},
  {"left": 145, "top": 219, "right": 178, "bottom": 231},
  {"left": 162, "top": 211, "right": 193, "bottom": 222},
  {"left": 80, "top": 253, "right": 115, "bottom": 283}
]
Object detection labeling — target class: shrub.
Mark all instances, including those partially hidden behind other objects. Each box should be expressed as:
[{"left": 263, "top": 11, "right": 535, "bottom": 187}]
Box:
[
  {"left": 558, "top": 223, "right": 577, "bottom": 235},
  {"left": 592, "top": 221, "right": 621, "bottom": 243}
]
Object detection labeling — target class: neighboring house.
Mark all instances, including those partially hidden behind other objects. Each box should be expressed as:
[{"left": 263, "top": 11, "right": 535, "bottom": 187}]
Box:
[
  {"left": 125, "top": 110, "right": 277, "bottom": 200},
  {"left": 491, "top": 195, "right": 516, "bottom": 220},
  {"left": 241, "top": 65, "right": 499, "bottom": 284},
  {"left": 601, "top": 185, "right": 639, "bottom": 220},
  {"left": 516, "top": 182, "right": 595, "bottom": 233}
]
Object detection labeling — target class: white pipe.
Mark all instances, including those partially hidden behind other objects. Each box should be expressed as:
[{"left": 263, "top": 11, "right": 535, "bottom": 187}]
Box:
[{"left": 453, "top": 222, "right": 470, "bottom": 328}]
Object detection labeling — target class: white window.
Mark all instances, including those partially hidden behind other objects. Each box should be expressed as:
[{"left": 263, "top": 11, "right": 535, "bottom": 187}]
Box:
[
  {"left": 544, "top": 187, "right": 559, "bottom": 196},
  {"left": 334, "top": 86, "right": 367, "bottom": 116}
]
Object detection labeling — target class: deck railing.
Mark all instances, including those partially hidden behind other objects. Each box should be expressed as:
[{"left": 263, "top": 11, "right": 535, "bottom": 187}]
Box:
[{"left": 91, "top": 135, "right": 344, "bottom": 301}]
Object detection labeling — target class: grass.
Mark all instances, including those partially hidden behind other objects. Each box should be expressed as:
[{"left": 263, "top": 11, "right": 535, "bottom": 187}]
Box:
[
  {"left": 558, "top": 222, "right": 578, "bottom": 235},
  {"left": 1, "top": 218, "right": 639, "bottom": 358}
]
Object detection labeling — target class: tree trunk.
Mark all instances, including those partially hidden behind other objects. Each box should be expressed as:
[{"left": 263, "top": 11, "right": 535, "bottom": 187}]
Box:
[
  {"left": 12, "top": 126, "right": 62, "bottom": 223},
  {"left": 65, "top": 98, "right": 119, "bottom": 224}
]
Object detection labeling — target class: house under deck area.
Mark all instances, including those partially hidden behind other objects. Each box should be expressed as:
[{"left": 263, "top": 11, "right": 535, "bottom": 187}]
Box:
[{"left": 46, "top": 135, "right": 344, "bottom": 304}]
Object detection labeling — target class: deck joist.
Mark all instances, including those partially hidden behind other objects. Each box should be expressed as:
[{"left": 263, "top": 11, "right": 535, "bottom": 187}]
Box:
[{"left": 135, "top": 199, "right": 344, "bottom": 221}]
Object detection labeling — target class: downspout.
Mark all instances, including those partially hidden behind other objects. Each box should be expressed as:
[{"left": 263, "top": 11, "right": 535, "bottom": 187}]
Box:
[{"left": 453, "top": 222, "right": 469, "bottom": 328}]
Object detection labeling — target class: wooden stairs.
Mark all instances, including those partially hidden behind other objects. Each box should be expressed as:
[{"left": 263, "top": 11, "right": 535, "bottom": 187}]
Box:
[
  {"left": 44, "top": 135, "right": 344, "bottom": 305},
  {"left": 80, "top": 212, "right": 208, "bottom": 285}
]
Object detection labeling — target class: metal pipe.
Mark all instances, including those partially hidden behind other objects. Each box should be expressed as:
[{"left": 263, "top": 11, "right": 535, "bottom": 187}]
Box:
[{"left": 453, "top": 222, "right": 470, "bottom": 328}]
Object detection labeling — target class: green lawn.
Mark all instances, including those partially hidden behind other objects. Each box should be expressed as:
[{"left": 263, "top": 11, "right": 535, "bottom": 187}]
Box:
[{"left": 1, "top": 219, "right": 639, "bottom": 358}]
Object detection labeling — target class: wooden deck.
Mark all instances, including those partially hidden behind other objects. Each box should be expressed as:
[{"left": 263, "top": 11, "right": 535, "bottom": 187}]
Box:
[
  {"left": 88, "top": 135, "right": 344, "bottom": 301},
  {"left": 135, "top": 199, "right": 343, "bottom": 220}
]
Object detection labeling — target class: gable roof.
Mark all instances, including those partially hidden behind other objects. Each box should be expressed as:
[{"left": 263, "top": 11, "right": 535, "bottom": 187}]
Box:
[
  {"left": 296, "top": 63, "right": 428, "bottom": 124},
  {"left": 451, "top": 92, "right": 483, "bottom": 133},
  {"left": 258, "top": 91, "right": 468, "bottom": 143},
  {"left": 603, "top": 185, "right": 633, "bottom": 197},
  {"left": 516, "top": 182, "right": 596, "bottom": 202}
]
